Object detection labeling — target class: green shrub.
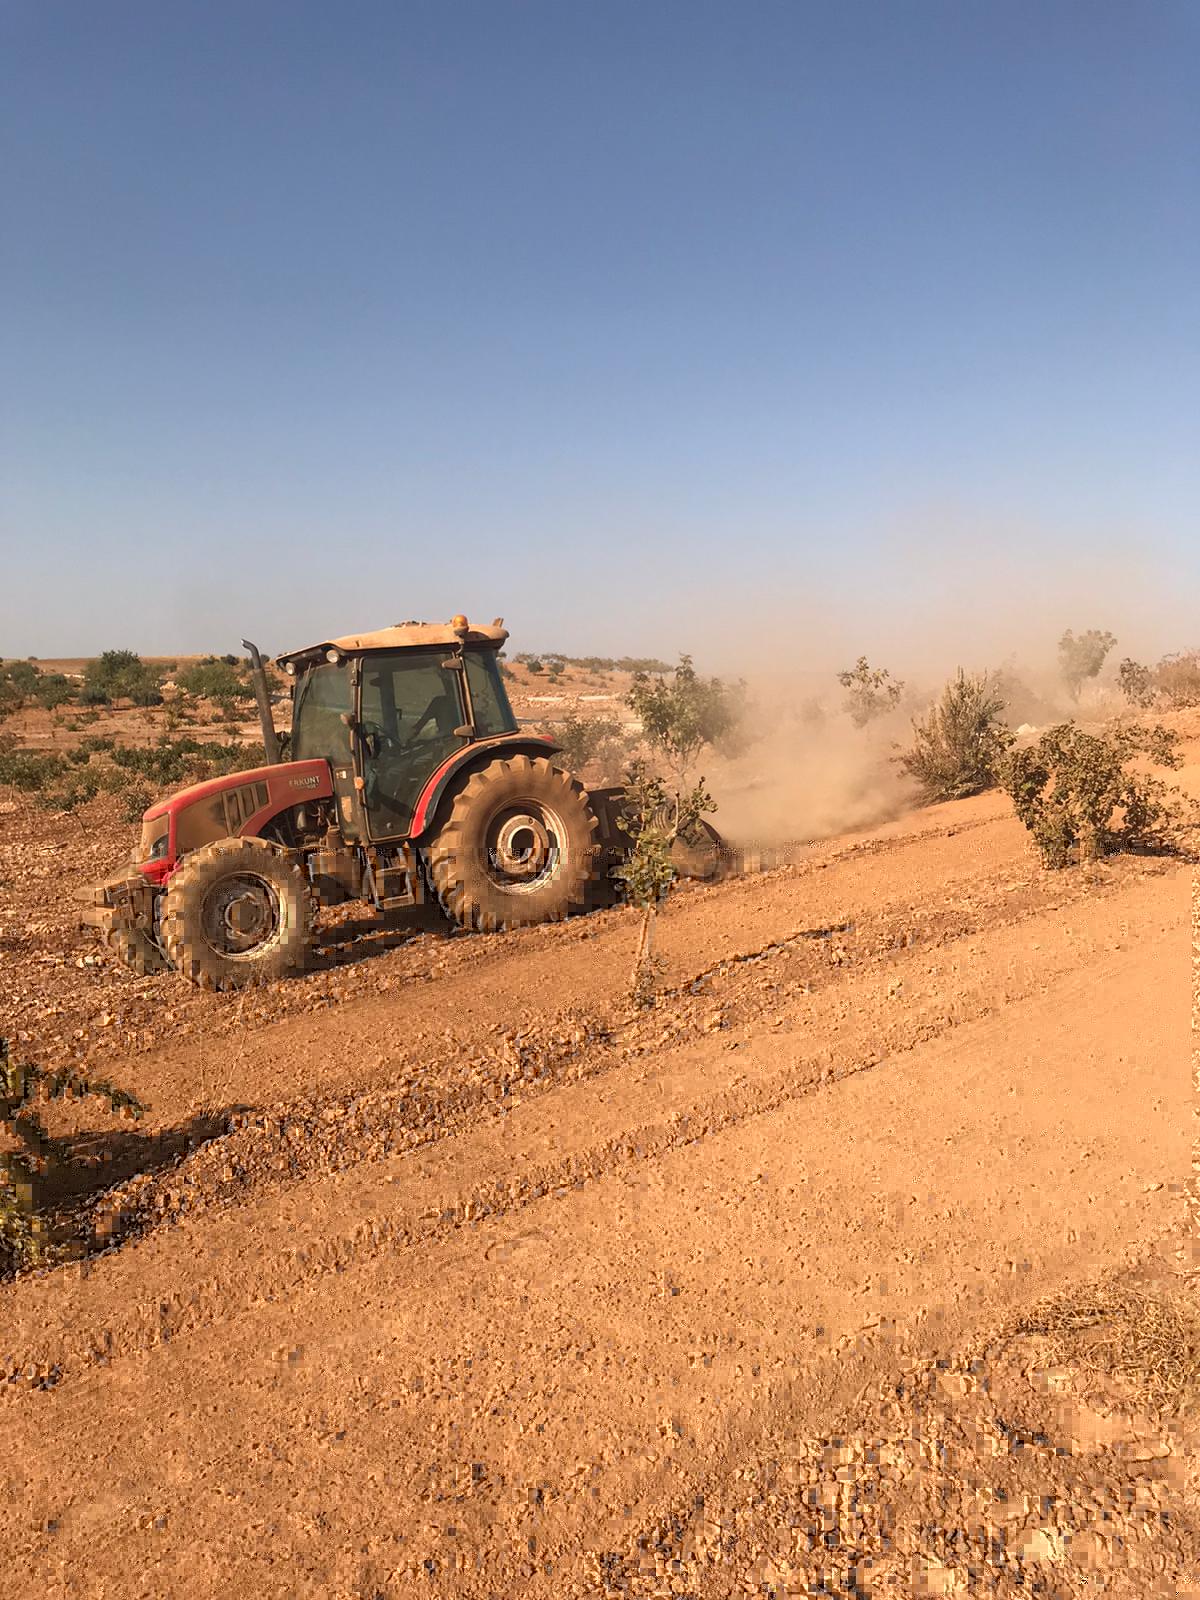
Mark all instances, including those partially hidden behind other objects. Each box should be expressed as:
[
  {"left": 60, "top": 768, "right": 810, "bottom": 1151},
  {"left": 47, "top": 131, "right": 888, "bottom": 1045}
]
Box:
[
  {"left": 83, "top": 649, "right": 163, "bottom": 706},
  {"left": 1000, "top": 722, "right": 1188, "bottom": 868},
  {"left": 44, "top": 768, "right": 105, "bottom": 812},
  {"left": 120, "top": 785, "right": 153, "bottom": 823},
  {"left": 2, "top": 660, "right": 40, "bottom": 694},
  {"left": 1154, "top": 652, "right": 1200, "bottom": 709},
  {"left": 899, "top": 670, "right": 1014, "bottom": 801},
  {"left": 0, "top": 743, "right": 70, "bottom": 792},
  {"left": 109, "top": 735, "right": 219, "bottom": 789},
  {"left": 34, "top": 674, "right": 74, "bottom": 709},
  {"left": 0, "top": 1039, "right": 143, "bottom": 1275},
  {"left": 555, "top": 713, "right": 626, "bottom": 778},
  {"left": 1118, "top": 658, "right": 1157, "bottom": 709},
  {"left": 177, "top": 660, "right": 251, "bottom": 701},
  {"left": 514, "top": 653, "right": 671, "bottom": 674},
  {"left": 0, "top": 659, "right": 44, "bottom": 715},
  {"left": 0, "top": 733, "right": 257, "bottom": 812}
]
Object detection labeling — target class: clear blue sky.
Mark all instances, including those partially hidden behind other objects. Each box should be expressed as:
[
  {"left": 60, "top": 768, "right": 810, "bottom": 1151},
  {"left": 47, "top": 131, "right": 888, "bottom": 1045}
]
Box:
[{"left": 2, "top": 1, "right": 1196, "bottom": 670}]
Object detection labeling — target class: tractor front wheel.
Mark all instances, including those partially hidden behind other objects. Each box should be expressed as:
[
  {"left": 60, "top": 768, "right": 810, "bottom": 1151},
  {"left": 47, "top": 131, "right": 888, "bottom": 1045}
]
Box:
[
  {"left": 161, "top": 836, "right": 315, "bottom": 991},
  {"left": 427, "top": 755, "right": 599, "bottom": 932}
]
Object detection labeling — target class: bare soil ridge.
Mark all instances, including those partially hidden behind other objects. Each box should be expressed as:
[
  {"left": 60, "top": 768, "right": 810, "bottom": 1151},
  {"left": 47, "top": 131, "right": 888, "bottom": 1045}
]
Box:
[{"left": 0, "top": 719, "right": 1197, "bottom": 1598}]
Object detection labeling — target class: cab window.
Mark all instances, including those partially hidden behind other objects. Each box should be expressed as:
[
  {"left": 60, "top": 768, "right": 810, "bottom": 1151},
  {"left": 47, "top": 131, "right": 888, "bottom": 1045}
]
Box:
[
  {"left": 465, "top": 651, "right": 517, "bottom": 736},
  {"left": 291, "top": 664, "right": 353, "bottom": 765}
]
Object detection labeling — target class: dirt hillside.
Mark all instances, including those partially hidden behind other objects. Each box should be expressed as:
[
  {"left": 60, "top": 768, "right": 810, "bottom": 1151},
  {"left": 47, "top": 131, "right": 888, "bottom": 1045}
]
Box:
[{"left": 0, "top": 737, "right": 1197, "bottom": 1597}]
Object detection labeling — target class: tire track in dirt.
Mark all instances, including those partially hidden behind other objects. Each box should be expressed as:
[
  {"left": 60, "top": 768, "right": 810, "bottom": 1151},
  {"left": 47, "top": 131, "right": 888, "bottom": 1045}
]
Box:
[
  {"left": 572, "top": 1244, "right": 1200, "bottom": 1600},
  {"left": 1, "top": 884, "right": 1186, "bottom": 1600},
  {"left": 1, "top": 860, "right": 1179, "bottom": 1395},
  {"left": 2, "top": 791, "right": 1016, "bottom": 1087},
  {"left": 97, "top": 845, "right": 1173, "bottom": 1225}
]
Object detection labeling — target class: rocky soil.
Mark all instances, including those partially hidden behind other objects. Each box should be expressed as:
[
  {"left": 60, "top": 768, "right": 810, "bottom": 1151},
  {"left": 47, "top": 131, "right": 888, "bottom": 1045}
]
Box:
[{"left": 0, "top": 713, "right": 1197, "bottom": 1598}]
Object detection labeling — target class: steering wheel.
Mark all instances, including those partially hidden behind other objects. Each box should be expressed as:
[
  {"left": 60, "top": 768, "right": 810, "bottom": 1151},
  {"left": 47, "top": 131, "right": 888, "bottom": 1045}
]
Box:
[{"left": 359, "top": 720, "right": 400, "bottom": 760}]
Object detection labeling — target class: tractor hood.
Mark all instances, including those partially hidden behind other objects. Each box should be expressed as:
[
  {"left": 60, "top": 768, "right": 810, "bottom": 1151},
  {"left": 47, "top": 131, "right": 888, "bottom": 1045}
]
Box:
[
  {"left": 142, "top": 759, "right": 333, "bottom": 823},
  {"left": 139, "top": 759, "right": 335, "bottom": 878}
]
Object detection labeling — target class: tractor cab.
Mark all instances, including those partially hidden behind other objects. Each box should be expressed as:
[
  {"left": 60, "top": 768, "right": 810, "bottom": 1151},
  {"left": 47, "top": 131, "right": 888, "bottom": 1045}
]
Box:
[{"left": 279, "top": 617, "right": 518, "bottom": 842}]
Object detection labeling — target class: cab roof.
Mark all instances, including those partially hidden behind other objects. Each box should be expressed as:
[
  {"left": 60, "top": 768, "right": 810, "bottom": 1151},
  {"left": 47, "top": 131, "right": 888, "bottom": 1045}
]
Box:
[{"left": 276, "top": 619, "right": 508, "bottom": 671}]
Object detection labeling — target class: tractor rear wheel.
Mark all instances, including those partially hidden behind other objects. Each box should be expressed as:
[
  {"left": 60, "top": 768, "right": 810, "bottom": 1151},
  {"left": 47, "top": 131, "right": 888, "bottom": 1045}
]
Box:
[
  {"left": 427, "top": 754, "right": 599, "bottom": 932},
  {"left": 161, "top": 836, "right": 315, "bottom": 991}
]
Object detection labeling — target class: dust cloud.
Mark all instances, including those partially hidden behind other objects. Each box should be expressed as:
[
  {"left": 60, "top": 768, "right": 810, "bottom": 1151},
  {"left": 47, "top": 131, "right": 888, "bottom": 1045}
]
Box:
[
  {"left": 707, "top": 699, "right": 919, "bottom": 850},
  {"left": 684, "top": 536, "right": 1187, "bottom": 849}
]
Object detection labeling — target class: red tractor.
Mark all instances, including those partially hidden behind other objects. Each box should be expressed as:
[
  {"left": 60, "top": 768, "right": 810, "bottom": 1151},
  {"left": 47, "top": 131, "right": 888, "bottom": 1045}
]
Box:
[{"left": 80, "top": 616, "right": 724, "bottom": 989}]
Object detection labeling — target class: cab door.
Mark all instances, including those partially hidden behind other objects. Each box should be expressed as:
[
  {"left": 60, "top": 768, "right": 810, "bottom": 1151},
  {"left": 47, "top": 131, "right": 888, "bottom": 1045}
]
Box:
[
  {"left": 358, "top": 650, "right": 467, "bottom": 838},
  {"left": 288, "top": 659, "right": 366, "bottom": 840}
]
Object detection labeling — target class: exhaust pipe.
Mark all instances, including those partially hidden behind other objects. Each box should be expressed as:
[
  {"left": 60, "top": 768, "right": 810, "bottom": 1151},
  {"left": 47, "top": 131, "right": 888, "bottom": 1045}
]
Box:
[{"left": 243, "top": 639, "right": 282, "bottom": 765}]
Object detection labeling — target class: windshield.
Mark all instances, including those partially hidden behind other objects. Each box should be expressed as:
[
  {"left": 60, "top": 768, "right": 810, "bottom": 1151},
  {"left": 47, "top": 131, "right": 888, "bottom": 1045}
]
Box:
[{"left": 291, "top": 663, "right": 353, "bottom": 765}]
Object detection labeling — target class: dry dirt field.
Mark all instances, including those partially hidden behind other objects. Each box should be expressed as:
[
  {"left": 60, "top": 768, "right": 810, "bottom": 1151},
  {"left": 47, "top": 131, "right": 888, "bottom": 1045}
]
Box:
[{"left": 1, "top": 707, "right": 1198, "bottom": 1598}]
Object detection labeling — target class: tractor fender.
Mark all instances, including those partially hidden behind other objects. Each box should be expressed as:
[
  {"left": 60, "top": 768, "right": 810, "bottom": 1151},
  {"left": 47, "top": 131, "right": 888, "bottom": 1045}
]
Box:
[{"left": 408, "top": 735, "right": 561, "bottom": 841}]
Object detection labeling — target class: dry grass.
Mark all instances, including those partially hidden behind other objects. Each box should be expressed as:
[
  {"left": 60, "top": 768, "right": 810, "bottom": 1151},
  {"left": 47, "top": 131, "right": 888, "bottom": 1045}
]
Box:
[{"left": 999, "top": 1277, "right": 1200, "bottom": 1416}]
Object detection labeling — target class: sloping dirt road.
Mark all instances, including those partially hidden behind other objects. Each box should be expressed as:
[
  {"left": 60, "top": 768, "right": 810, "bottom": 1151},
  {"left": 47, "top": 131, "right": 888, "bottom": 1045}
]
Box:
[{"left": 0, "top": 783, "right": 1194, "bottom": 1597}]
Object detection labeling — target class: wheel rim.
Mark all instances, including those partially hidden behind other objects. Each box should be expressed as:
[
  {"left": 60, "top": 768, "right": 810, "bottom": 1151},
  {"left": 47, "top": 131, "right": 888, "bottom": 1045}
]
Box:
[
  {"left": 484, "top": 803, "right": 565, "bottom": 892},
  {"left": 199, "top": 872, "right": 282, "bottom": 958}
]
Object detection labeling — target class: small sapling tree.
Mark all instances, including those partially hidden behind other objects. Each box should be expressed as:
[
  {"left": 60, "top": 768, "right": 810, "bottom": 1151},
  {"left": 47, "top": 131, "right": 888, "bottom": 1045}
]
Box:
[
  {"left": 625, "top": 654, "right": 742, "bottom": 788},
  {"left": 620, "top": 655, "right": 738, "bottom": 1000},
  {"left": 1057, "top": 629, "right": 1116, "bottom": 701},
  {"left": 616, "top": 763, "right": 714, "bottom": 1005},
  {"left": 837, "top": 656, "right": 904, "bottom": 728}
]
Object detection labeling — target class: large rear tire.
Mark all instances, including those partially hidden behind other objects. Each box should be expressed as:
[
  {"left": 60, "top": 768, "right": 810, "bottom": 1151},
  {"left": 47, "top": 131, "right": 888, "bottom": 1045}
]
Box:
[
  {"left": 161, "top": 836, "right": 314, "bottom": 991},
  {"left": 426, "top": 755, "right": 599, "bottom": 932}
]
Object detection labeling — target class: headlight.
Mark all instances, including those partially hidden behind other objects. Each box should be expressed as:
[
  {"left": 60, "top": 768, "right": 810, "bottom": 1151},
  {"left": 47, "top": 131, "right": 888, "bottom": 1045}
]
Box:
[{"left": 137, "top": 815, "right": 171, "bottom": 864}]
